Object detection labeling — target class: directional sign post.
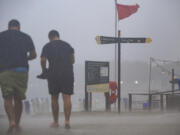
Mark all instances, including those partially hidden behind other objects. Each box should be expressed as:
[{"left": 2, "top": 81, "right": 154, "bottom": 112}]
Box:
[{"left": 95, "top": 34, "right": 152, "bottom": 113}]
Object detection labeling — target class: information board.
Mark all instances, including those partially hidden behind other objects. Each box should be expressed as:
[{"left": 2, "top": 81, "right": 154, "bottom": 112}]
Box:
[{"left": 85, "top": 61, "right": 109, "bottom": 92}]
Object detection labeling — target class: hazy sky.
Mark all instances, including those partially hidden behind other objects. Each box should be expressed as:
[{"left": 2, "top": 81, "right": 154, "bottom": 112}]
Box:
[
  {"left": 0, "top": 0, "right": 180, "bottom": 110},
  {"left": 0, "top": 0, "right": 180, "bottom": 64}
]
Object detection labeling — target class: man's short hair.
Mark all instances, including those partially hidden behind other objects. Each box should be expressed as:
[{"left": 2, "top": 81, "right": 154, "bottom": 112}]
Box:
[
  {"left": 8, "top": 19, "right": 20, "bottom": 28},
  {"left": 48, "top": 30, "right": 59, "bottom": 40}
]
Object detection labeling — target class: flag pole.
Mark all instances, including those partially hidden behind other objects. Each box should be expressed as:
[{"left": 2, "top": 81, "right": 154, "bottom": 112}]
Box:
[
  {"left": 115, "top": 0, "right": 121, "bottom": 113},
  {"left": 115, "top": 0, "right": 117, "bottom": 82},
  {"left": 118, "top": 30, "right": 121, "bottom": 113}
]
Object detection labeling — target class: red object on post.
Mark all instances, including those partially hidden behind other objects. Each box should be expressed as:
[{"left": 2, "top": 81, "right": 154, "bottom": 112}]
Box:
[
  {"left": 109, "top": 81, "right": 118, "bottom": 104},
  {"left": 116, "top": 3, "right": 139, "bottom": 20}
]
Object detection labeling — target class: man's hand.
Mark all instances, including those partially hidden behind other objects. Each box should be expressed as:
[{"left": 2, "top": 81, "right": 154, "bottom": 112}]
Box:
[
  {"left": 37, "top": 56, "right": 48, "bottom": 79},
  {"left": 37, "top": 68, "right": 48, "bottom": 79},
  {"left": 28, "top": 49, "right": 37, "bottom": 60}
]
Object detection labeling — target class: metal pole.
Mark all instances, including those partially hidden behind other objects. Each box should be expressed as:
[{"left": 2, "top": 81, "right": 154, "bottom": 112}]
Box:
[
  {"left": 118, "top": 30, "right": 121, "bottom": 113},
  {"left": 148, "top": 57, "right": 152, "bottom": 94},
  {"left": 129, "top": 94, "right": 132, "bottom": 112},
  {"left": 85, "top": 62, "right": 88, "bottom": 111},
  {"left": 172, "top": 69, "right": 175, "bottom": 94},
  {"left": 114, "top": 0, "right": 118, "bottom": 82}
]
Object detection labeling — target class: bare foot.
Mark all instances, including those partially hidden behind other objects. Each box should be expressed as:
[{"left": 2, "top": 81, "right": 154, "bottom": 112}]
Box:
[
  {"left": 64, "top": 121, "right": 71, "bottom": 129},
  {"left": 50, "top": 122, "right": 59, "bottom": 128},
  {"left": 65, "top": 124, "right": 71, "bottom": 129},
  {"left": 7, "top": 122, "right": 16, "bottom": 134},
  {"left": 15, "top": 125, "right": 22, "bottom": 133}
]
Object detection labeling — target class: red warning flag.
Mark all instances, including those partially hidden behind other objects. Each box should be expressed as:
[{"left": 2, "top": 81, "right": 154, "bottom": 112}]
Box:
[{"left": 116, "top": 3, "right": 139, "bottom": 20}]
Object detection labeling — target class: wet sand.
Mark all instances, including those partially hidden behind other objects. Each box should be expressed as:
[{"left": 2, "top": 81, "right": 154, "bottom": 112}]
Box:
[{"left": 0, "top": 111, "right": 180, "bottom": 135}]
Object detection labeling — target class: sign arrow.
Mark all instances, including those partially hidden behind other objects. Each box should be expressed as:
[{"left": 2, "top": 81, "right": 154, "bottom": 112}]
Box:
[{"left": 95, "top": 36, "right": 152, "bottom": 44}]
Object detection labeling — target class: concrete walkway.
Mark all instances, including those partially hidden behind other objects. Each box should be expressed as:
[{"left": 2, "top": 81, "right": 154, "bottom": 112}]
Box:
[{"left": 0, "top": 111, "right": 180, "bottom": 135}]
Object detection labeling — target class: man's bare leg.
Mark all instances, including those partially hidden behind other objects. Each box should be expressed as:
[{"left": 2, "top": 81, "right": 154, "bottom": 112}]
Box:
[
  {"left": 62, "top": 94, "right": 71, "bottom": 129},
  {"left": 4, "top": 97, "right": 16, "bottom": 133},
  {"left": 14, "top": 97, "right": 23, "bottom": 132},
  {"left": 51, "top": 95, "right": 59, "bottom": 128}
]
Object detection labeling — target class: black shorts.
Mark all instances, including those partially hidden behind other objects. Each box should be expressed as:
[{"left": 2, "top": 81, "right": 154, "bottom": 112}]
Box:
[{"left": 47, "top": 72, "right": 74, "bottom": 95}]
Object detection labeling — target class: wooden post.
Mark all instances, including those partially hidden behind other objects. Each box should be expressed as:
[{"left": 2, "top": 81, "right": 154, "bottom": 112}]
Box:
[
  {"left": 148, "top": 94, "right": 152, "bottom": 111},
  {"left": 166, "top": 94, "right": 169, "bottom": 110},
  {"left": 105, "top": 92, "right": 110, "bottom": 111},
  {"left": 129, "top": 94, "right": 132, "bottom": 112},
  {"left": 160, "top": 94, "right": 164, "bottom": 111},
  {"left": 89, "top": 93, "right": 92, "bottom": 111},
  {"left": 172, "top": 69, "right": 175, "bottom": 94},
  {"left": 85, "top": 62, "right": 88, "bottom": 111}
]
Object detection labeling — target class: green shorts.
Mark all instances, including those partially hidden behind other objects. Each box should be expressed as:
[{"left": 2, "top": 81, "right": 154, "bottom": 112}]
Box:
[{"left": 0, "top": 70, "right": 28, "bottom": 100}]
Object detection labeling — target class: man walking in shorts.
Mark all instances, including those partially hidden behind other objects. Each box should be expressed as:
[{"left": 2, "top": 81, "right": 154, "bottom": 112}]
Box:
[
  {"left": 0, "top": 19, "right": 37, "bottom": 133},
  {"left": 40, "top": 30, "right": 75, "bottom": 129}
]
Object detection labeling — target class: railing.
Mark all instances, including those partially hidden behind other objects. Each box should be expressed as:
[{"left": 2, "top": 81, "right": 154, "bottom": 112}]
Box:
[
  {"left": 129, "top": 89, "right": 180, "bottom": 112},
  {"left": 23, "top": 97, "right": 50, "bottom": 115}
]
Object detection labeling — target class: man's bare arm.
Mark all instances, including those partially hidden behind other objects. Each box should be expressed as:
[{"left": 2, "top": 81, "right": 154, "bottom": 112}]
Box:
[
  {"left": 28, "top": 49, "right": 37, "bottom": 60},
  {"left": 41, "top": 56, "right": 47, "bottom": 72}
]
